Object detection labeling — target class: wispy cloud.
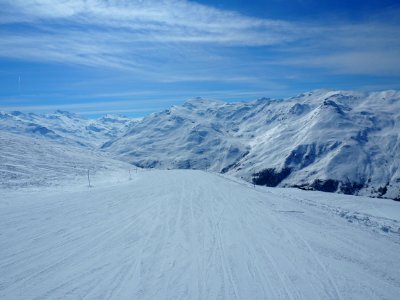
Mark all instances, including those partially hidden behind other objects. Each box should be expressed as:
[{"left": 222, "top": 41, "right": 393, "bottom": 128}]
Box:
[
  {"left": 0, "top": 98, "right": 173, "bottom": 114},
  {"left": 0, "top": 87, "right": 294, "bottom": 116},
  {"left": 0, "top": 0, "right": 399, "bottom": 79},
  {"left": 1, "top": 0, "right": 294, "bottom": 43},
  {"left": 288, "top": 51, "right": 400, "bottom": 75}
]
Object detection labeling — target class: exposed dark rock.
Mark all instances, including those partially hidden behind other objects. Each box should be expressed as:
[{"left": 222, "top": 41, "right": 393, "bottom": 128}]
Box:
[
  {"left": 135, "top": 160, "right": 160, "bottom": 169},
  {"left": 322, "top": 99, "right": 351, "bottom": 115},
  {"left": 311, "top": 179, "right": 339, "bottom": 193},
  {"left": 175, "top": 160, "right": 192, "bottom": 169},
  {"left": 339, "top": 181, "right": 364, "bottom": 195},
  {"left": 252, "top": 168, "right": 292, "bottom": 187},
  {"left": 377, "top": 185, "right": 388, "bottom": 196},
  {"left": 291, "top": 184, "right": 312, "bottom": 191},
  {"left": 291, "top": 179, "right": 364, "bottom": 195},
  {"left": 221, "top": 151, "right": 249, "bottom": 173},
  {"left": 29, "top": 125, "right": 54, "bottom": 135}
]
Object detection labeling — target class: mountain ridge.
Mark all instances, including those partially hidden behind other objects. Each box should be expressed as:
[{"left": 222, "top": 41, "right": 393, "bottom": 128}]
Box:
[
  {"left": 0, "top": 110, "right": 136, "bottom": 148},
  {"left": 1, "top": 89, "right": 400, "bottom": 200},
  {"left": 102, "top": 89, "right": 400, "bottom": 200}
]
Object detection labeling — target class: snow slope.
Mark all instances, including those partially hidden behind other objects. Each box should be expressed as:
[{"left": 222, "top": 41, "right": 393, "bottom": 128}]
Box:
[
  {"left": 0, "top": 110, "right": 135, "bottom": 148},
  {"left": 0, "top": 170, "right": 399, "bottom": 299},
  {"left": 2, "top": 89, "right": 400, "bottom": 199},
  {"left": 0, "top": 131, "right": 133, "bottom": 189},
  {"left": 102, "top": 90, "right": 400, "bottom": 200}
]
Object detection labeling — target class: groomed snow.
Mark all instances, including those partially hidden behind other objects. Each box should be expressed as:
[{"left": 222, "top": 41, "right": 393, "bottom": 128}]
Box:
[{"left": 1, "top": 170, "right": 399, "bottom": 299}]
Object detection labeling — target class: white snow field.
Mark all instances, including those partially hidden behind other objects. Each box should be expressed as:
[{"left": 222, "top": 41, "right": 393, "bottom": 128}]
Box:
[
  {"left": 1, "top": 170, "right": 399, "bottom": 299},
  {"left": 0, "top": 131, "right": 133, "bottom": 189}
]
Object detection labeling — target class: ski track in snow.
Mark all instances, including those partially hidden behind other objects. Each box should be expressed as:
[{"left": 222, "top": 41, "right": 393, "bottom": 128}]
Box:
[{"left": 0, "top": 170, "right": 399, "bottom": 299}]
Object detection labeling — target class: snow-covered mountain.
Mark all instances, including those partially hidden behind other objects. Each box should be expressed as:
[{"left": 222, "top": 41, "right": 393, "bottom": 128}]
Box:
[
  {"left": 0, "top": 110, "right": 135, "bottom": 148},
  {"left": 102, "top": 90, "right": 400, "bottom": 200},
  {"left": 1, "top": 89, "right": 399, "bottom": 199}
]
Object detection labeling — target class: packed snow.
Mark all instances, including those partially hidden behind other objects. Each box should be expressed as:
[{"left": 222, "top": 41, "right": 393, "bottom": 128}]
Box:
[
  {"left": 1, "top": 170, "right": 399, "bottom": 299},
  {"left": 0, "top": 131, "right": 133, "bottom": 189}
]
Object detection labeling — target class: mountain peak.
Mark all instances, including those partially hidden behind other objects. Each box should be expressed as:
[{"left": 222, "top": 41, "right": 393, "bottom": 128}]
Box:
[
  {"left": 10, "top": 111, "right": 25, "bottom": 117},
  {"left": 54, "top": 110, "right": 82, "bottom": 118},
  {"left": 183, "top": 97, "right": 224, "bottom": 108}
]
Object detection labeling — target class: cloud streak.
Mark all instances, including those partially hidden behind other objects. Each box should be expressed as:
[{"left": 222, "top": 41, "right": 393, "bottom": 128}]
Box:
[
  {"left": 0, "top": 0, "right": 399, "bottom": 79},
  {"left": 0, "top": 98, "right": 173, "bottom": 115},
  {"left": 1, "top": 0, "right": 296, "bottom": 45}
]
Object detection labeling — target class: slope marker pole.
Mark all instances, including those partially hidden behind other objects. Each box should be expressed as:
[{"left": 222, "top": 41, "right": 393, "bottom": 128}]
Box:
[{"left": 87, "top": 169, "right": 92, "bottom": 188}]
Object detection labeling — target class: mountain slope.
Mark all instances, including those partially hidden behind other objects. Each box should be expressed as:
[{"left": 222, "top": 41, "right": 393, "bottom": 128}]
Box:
[
  {"left": 0, "top": 110, "right": 135, "bottom": 148},
  {"left": 102, "top": 90, "right": 400, "bottom": 200},
  {"left": 2, "top": 90, "right": 399, "bottom": 199},
  {"left": 1, "top": 170, "right": 399, "bottom": 299}
]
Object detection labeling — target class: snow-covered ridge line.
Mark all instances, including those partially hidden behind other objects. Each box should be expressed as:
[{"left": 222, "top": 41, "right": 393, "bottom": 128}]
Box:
[
  {"left": 0, "top": 110, "right": 136, "bottom": 148},
  {"left": 102, "top": 89, "right": 400, "bottom": 200},
  {"left": 1, "top": 89, "right": 400, "bottom": 199}
]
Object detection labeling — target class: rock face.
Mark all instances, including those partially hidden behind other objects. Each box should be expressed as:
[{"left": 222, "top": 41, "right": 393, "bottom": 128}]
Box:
[{"left": 101, "top": 90, "right": 400, "bottom": 200}]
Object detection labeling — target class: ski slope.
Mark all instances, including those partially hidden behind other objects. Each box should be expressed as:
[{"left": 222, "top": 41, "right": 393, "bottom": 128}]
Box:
[
  {"left": 0, "top": 131, "right": 133, "bottom": 189},
  {"left": 1, "top": 170, "right": 399, "bottom": 299}
]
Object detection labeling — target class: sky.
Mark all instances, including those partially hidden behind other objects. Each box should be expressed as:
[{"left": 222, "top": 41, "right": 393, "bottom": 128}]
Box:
[{"left": 0, "top": 0, "right": 399, "bottom": 118}]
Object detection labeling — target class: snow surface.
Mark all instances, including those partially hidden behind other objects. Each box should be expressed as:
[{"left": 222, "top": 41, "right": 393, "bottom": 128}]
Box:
[
  {"left": 1, "top": 169, "right": 399, "bottom": 299},
  {"left": 0, "top": 131, "right": 133, "bottom": 189},
  {"left": 0, "top": 110, "right": 135, "bottom": 148}
]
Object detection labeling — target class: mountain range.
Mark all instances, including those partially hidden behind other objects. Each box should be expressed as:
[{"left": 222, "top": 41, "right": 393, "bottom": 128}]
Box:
[{"left": 1, "top": 89, "right": 399, "bottom": 200}]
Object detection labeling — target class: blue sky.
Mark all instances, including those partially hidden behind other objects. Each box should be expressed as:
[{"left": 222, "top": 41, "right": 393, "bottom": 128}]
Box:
[{"left": 0, "top": 0, "right": 399, "bottom": 118}]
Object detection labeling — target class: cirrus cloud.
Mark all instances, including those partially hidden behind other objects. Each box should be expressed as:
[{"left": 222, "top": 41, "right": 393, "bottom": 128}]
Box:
[{"left": 0, "top": 0, "right": 399, "bottom": 79}]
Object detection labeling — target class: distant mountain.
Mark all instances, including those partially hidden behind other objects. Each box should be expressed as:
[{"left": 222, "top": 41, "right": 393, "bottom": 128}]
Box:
[
  {"left": 1, "top": 90, "right": 399, "bottom": 199},
  {"left": 0, "top": 110, "right": 136, "bottom": 148},
  {"left": 101, "top": 90, "right": 400, "bottom": 200}
]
